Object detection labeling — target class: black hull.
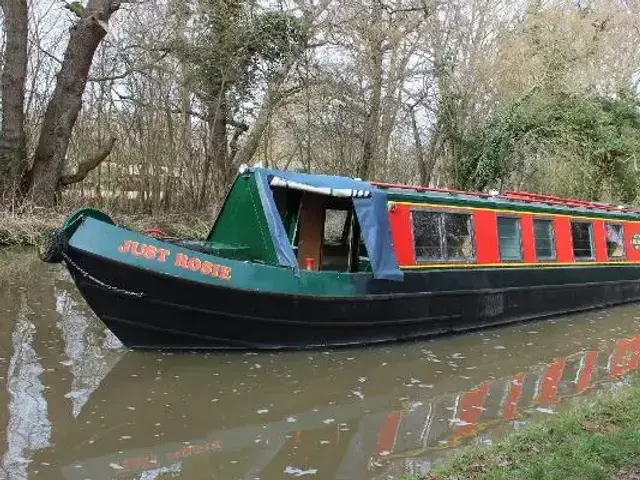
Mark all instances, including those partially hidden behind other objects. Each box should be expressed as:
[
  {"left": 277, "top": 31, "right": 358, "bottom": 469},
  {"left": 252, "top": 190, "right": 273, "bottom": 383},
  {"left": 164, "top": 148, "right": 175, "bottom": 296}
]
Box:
[{"left": 66, "top": 249, "right": 640, "bottom": 349}]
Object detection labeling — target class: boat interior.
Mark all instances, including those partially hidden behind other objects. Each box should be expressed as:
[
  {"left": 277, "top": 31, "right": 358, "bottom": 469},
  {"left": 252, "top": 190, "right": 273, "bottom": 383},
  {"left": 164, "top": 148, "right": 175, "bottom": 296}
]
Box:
[{"left": 273, "top": 187, "right": 369, "bottom": 272}]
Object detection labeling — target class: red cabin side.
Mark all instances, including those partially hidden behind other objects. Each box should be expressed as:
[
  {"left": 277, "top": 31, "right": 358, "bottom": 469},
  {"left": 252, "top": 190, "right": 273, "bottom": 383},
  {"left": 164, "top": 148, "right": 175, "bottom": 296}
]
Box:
[
  {"left": 473, "top": 210, "right": 499, "bottom": 264},
  {"left": 553, "top": 217, "right": 573, "bottom": 263},
  {"left": 387, "top": 199, "right": 640, "bottom": 268},
  {"left": 388, "top": 204, "right": 415, "bottom": 266},
  {"left": 624, "top": 223, "right": 640, "bottom": 262},
  {"left": 519, "top": 214, "right": 536, "bottom": 263}
]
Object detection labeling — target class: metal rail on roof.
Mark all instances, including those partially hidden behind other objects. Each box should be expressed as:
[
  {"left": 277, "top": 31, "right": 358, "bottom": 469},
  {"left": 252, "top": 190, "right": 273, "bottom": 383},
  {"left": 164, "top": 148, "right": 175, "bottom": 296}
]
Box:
[
  {"left": 371, "top": 180, "right": 636, "bottom": 214},
  {"left": 370, "top": 181, "right": 496, "bottom": 199},
  {"left": 502, "top": 191, "right": 627, "bottom": 212}
]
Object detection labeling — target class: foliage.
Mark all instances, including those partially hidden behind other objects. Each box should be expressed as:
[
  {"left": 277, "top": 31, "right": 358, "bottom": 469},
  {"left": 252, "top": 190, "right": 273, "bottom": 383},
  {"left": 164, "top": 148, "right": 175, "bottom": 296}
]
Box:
[
  {"left": 452, "top": 87, "right": 640, "bottom": 204},
  {"left": 173, "top": 0, "right": 307, "bottom": 104}
]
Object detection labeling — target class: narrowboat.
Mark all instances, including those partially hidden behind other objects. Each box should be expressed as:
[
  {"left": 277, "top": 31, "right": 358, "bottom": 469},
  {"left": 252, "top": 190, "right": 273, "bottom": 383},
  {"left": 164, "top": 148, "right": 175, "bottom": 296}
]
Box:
[{"left": 41, "top": 165, "right": 640, "bottom": 349}]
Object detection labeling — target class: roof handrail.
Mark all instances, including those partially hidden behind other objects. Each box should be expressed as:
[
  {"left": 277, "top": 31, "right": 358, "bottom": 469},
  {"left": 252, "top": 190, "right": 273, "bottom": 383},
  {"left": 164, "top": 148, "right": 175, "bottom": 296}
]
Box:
[
  {"left": 503, "top": 191, "right": 626, "bottom": 212},
  {"left": 371, "top": 181, "right": 496, "bottom": 199},
  {"left": 372, "top": 182, "right": 635, "bottom": 215}
]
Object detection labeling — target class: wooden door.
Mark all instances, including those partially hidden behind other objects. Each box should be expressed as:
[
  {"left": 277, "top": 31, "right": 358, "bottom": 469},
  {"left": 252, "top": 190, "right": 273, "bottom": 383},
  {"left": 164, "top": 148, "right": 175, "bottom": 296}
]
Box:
[{"left": 297, "top": 192, "right": 326, "bottom": 270}]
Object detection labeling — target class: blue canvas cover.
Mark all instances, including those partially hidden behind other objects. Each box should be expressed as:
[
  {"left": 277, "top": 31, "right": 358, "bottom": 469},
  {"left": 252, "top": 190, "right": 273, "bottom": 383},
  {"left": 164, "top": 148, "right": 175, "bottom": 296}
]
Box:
[{"left": 252, "top": 167, "right": 403, "bottom": 281}]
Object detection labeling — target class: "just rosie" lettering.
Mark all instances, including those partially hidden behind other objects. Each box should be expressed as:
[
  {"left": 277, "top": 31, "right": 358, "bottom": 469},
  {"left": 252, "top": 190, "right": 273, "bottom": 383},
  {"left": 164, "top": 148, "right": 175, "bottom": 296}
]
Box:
[{"left": 117, "top": 240, "right": 232, "bottom": 281}]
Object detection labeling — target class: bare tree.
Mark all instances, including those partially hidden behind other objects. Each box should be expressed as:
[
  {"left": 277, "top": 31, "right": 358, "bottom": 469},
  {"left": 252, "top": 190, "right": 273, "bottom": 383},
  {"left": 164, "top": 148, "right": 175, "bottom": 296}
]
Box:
[
  {"left": 0, "top": 0, "right": 638, "bottom": 212},
  {"left": 0, "top": 0, "right": 28, "bottom": 198},
  {"left": 24, "top": 0, "right": 124, "bottom": 206}
]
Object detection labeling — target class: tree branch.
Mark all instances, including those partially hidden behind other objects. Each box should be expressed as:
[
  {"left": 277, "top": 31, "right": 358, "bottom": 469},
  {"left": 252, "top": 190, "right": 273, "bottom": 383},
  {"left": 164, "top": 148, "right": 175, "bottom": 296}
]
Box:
[
  {"left": 170, "top": 107, "right": 207, "bottom": 121},
  {"left": 28, "top": 38, "right": 62, "bottom": 64},
  {"left": 88, "top": 71, "right": 134, "bottom": 82},
  {"left": 58, "top": 136, "right": 117, "bottom": 187}
]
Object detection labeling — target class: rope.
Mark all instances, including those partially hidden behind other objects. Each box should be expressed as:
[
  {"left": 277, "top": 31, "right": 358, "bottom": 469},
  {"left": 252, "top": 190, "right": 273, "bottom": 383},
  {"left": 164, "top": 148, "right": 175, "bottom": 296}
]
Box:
[{"left": 62, "top": 251, "right": 144, "bottom": 299}]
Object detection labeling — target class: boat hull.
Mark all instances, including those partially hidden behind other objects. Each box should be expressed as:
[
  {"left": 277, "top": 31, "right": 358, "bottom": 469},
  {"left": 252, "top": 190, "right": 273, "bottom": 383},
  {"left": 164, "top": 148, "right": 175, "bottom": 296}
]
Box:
[{"left": 65, "top": 247, "right": 640, "bottom": 349}]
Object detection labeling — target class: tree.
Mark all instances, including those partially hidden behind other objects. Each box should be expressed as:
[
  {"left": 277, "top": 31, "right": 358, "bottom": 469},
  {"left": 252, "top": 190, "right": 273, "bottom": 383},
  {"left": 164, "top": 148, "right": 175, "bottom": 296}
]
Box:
[
  {"left": 24, "top": 0, "right": 124, "bottom": 206},
  {"left": 173, "top": 0, "right": 308, "bottom": 202},
  {"left": 0, "top": 0, "right": 28, "bottom": 200},
  {"left": 452, "top": 86, "right": 640, "bottom": 203}
]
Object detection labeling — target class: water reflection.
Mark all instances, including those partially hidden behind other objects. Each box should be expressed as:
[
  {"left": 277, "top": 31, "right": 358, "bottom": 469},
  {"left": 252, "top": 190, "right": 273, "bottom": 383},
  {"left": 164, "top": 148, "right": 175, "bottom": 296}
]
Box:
[
  {"left": 3, "top": 309, "right": 50, "bottom": 480},
  {"left": 0, "top": 249, "right": 640, "bottom": 479}
]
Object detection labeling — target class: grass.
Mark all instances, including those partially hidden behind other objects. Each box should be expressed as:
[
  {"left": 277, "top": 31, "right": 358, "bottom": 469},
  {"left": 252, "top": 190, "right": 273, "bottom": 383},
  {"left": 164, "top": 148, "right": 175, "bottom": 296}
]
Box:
[
  {"left": 0, "top": 208, "right": 212, "bottom": 247},
  {"left": 401, "top": 380, "right": 640, "bottom": 480}
]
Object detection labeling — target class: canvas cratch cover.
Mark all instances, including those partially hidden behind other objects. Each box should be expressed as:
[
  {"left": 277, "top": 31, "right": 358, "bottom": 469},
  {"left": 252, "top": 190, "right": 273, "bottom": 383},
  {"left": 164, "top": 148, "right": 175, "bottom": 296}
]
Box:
[{"left": 252, "top": 167, "right": 403, "bottom": 281}]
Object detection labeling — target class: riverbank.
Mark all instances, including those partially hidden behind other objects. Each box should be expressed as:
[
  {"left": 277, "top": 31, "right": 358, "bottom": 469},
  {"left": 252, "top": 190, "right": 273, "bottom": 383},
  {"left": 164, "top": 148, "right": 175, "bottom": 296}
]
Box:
[
  {"left": 403, "top": 380, "right": 640, "bottom": 480},
  {"left": 0, "top": 209, "right": 211, "bottom": 247}
]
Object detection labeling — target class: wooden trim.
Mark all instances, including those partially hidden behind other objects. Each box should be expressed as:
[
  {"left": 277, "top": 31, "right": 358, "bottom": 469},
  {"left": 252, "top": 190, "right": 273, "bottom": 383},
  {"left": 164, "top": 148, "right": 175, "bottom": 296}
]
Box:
[{"left": 297, "top": 192, "right": 326, "bottom": 270}]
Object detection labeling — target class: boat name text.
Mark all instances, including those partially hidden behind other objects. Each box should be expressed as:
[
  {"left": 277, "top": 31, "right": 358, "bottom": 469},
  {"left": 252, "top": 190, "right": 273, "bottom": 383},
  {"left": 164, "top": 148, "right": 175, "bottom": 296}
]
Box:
[{"left": 117, "top": 239, "right": 232, "bottom": 280}]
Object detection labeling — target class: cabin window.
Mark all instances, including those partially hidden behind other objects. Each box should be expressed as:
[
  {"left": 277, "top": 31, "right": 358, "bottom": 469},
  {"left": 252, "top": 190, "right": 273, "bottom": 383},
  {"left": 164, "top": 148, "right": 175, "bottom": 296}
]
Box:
[
  {"left": 324, "top": 209, "right": 349, "bottom": 245},
  {"left": 444, "top": 213, "right": 474, "bottom": 259},
  {"left": 533, "top": 219, "right": 556, "bottom": 260},
  {"left": 412, "top": 211, "right": 441, "bottom": 260},
  {"left": 272, "top": 187, "right": 301, "bottom": 242},
  {"left": 412, "top": 210, "right": 474, "bottom": 262},
  {"left": 321, "top": 207, "right": 356, "bottom": 271},
  {"left": 571, "top": 221, "right": 594, "bottom": 259},
  {"left": 605, "top": 223, "right": 625, "bottom": 259},
  {"left": 497, "top": 216, "right": 522, "bottom": 261}
]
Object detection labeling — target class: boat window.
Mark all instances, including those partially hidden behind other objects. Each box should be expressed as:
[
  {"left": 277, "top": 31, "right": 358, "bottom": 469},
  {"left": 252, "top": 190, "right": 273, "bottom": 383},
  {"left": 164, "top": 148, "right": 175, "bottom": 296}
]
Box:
[
  {"left": 324, "top": 209, "right": 349, "bottom": 245},
  {"left": 272, "top": 187, "right": 301, "bottom": 242},
  {"left": 412, "top": 211, "right": 442, "bottom": 260},
  {"left": 412, "top": 210, "right": 474, "bottom": 262},
  {"left": 571, "top": 221, "right": 594, "bottom": 259},
  {"left": 497, "top": 216, "right": 522, "bottom": 261},
  {"left": 605, "top": 223, "right": 625, "bottom": 259},
  {"left": 444, "top": 213, "right": 474, "bottom": 259},
  {"left": 321, "top": 204, "right": 354, "bottom": 271},
  {"left": 533, "top": 219, "right": 555, "bottom": 260}
]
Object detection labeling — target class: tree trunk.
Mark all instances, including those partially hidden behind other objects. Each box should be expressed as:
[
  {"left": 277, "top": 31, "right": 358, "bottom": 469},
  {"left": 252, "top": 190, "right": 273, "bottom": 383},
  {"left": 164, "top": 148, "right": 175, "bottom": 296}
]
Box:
[
  {"left": 359, "top": 2, "right": 384, "bottom": 180},
  {"left": 0, "top": 0, "right": 28, "bottom": 198},
  {"left": 25, "top": 0, "right": 122, "bottom": 206},
  {"left": 233, "top": 78, "right": 286, "bottom": 169},
  {"left": 410, "top": 107, "right": 427, "bottom": 185},
  {"left": 360, "top": 61, "right": 382, "bottom": 180},
  {"left": 204, "top": 96, "right": 228, "bottom": 206}
]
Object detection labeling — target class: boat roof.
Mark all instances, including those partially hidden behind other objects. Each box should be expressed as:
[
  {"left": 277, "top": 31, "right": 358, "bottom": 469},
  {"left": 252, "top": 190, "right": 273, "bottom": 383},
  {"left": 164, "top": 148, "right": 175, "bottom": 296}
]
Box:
[
  {"left": 373, "top": 182, "right": 640, "bottom": 222},
  {"left": 248, "top": 166, "right": 640, "bottom": 221}
]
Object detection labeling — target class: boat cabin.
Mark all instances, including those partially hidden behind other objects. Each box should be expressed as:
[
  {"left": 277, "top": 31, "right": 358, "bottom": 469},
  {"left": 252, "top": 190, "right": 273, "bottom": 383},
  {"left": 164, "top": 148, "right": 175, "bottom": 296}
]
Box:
[
  {"left": 206, "top": 166, "right": 402, "bottom": 279},
  {"left": 381, "top": 185, "right": 640, "bottom": 269},
  {"left": 206, "top": 167, "right": 640, "bottom": 279}
]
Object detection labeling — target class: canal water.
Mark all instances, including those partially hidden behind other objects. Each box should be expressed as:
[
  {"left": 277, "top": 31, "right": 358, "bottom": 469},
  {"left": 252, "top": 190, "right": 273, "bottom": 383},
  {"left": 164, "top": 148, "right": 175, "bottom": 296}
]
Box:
[{"left": 1, "top": 249, "right": 640, "bottom": 480}]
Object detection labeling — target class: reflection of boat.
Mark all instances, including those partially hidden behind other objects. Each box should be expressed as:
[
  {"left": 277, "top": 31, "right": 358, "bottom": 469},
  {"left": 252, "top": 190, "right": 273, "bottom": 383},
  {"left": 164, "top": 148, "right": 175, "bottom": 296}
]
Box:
[
  {"left": 43, "top": 166, "right": 640, "bottom": 349},
  {"left": 377, "top": 334, "right": 640, "bottom": 462},
  {"left": 48, "top": 326, "right": 640, "bottom": 480}
]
